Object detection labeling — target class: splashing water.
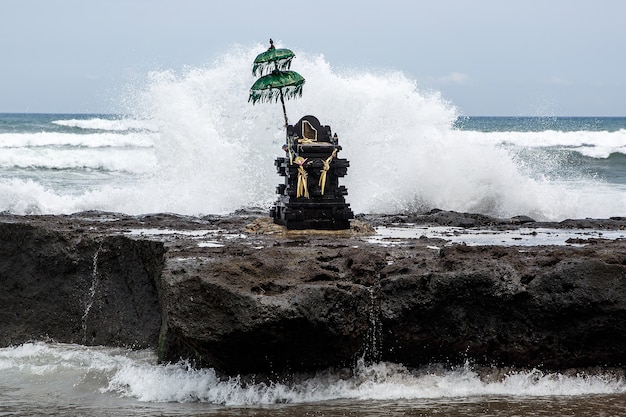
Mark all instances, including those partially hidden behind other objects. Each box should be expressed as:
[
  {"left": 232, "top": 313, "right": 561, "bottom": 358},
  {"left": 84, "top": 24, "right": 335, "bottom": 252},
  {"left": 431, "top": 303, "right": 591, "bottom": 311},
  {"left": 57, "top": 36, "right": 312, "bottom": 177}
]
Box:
[
  {"left": 2, "top": 343, "right": 626, "bottom": 410},
  {"left": 81, "top": 243, "right": 102, "bottom": 343},
  {"left": 124, "top": 45, "right": 625, "bottom": 219},
  {"left": 0, "top": 44, "right": 624, "bottom": 219}
]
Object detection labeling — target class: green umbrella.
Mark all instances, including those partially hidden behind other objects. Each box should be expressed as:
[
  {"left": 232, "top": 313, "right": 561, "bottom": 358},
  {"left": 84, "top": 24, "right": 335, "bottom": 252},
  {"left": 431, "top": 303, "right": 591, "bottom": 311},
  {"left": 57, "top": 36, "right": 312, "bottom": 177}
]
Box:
[
  {"left": 249, "top": 39, "right": 305, "bottom": 127},
  {"left": 249, "top": 71, "right": 305, "bottom": 104},
  {"left": 252, "top": 48, "right": 296, "bottom": 76}
]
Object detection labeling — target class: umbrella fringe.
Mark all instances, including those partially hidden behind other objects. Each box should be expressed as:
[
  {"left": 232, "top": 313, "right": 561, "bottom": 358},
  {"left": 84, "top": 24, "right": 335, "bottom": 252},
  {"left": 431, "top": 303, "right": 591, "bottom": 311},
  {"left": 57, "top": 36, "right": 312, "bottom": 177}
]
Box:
[
  {"left": 248, "top": 84, "right": 304, "bottom": 105},
  {"left": 252, "top": 59, "right": 293, "bottom": 77}
]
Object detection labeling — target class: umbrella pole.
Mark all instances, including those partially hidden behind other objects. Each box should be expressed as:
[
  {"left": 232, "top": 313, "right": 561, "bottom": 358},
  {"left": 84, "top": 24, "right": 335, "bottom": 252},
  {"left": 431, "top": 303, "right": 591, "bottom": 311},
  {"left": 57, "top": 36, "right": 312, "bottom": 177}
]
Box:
[{"left": 279, "top": 89, "right": 288, "bottom": 128}]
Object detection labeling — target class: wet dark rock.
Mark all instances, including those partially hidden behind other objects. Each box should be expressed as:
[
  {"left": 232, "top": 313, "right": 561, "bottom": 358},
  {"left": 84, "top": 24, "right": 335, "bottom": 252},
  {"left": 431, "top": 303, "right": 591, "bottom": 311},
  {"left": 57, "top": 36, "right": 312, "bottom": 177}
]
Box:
[
  {"left": 509, "top": 215, "right": 536, "bottom": 224},
  {"left": 1, "top": 210, "right": 626, "bottom": 376},
  {"left": 0, "top": 220, "right": 164, "bottom": 348}
]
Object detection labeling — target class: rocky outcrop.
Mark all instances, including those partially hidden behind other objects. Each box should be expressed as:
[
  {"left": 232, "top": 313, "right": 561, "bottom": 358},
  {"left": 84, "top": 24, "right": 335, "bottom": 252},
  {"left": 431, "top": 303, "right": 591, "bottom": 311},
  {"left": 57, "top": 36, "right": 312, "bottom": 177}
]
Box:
[
  {"left": 1, "top": 211, "right": 625, "bottom": 376},
  {"left": 0, "top": 219, "right": 164, "bottom": 348},
  {"left": 378, "top": 244, "right": 626, "bottom": 369}
]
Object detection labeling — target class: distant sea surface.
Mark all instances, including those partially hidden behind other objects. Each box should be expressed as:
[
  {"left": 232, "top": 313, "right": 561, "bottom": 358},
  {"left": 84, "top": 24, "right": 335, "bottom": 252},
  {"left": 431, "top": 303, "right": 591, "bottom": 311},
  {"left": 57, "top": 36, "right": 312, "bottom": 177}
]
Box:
[
  {"left": 455, "top": 116, "right": 626, "bottom": 187},
  {"left": 455, "top": 115, "right": 626, "bottom": 132}
]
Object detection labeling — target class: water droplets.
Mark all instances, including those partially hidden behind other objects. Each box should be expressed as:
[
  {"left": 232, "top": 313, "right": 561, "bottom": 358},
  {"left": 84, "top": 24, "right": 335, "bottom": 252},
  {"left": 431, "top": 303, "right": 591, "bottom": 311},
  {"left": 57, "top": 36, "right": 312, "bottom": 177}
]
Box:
[{"left": 82, "top": 242, "right": 102, "bottom": 343}]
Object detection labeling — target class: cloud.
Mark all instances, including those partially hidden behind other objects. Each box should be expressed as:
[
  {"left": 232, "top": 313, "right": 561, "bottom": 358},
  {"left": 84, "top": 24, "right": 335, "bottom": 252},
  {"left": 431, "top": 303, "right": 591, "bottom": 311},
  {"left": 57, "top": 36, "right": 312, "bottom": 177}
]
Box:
[{"left": 435, "top": 72, "right": 472, "bottom": 85}]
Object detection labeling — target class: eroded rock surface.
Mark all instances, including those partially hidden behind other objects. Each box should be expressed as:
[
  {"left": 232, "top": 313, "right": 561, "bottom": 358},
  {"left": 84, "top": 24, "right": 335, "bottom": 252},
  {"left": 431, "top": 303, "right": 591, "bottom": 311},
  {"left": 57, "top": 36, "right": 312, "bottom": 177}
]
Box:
[{"left": 1, "top": 210, "right": 625, "bottom": 376}]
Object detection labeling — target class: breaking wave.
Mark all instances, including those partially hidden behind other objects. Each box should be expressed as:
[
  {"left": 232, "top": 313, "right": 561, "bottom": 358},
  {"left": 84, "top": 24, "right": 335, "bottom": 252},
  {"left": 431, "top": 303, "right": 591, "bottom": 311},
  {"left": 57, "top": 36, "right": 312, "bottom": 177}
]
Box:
[
  {"left": 0, "top": 44, "right": 624, "bottom": 219},
  {"left": 2, "top": 343, "right": 625, "bottom": 406}
]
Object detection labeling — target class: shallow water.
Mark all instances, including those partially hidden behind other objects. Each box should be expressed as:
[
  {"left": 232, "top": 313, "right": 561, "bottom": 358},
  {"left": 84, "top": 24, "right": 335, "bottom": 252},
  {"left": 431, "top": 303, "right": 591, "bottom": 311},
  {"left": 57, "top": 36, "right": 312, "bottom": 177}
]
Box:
[
  {"left": 369, "top": 225, "right": 626, "bottom": 247},
  {"left": 4, "top": 392, "right": 626, "bottom": 416},
  {"left": 2, "top": 343, "right": 626, "bottom": 416}
]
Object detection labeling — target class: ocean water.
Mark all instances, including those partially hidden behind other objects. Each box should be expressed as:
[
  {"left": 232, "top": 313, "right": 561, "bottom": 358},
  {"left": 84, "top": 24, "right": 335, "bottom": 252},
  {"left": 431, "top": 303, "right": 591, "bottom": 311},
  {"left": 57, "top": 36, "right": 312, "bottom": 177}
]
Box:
[
  {"left": 2, "top": 112, "right": 625, "bottom": 219},
  {"left": 2, "top": 45, "right": 626, "bottom": 415},
  {"left": 1, "top": 46, "right": 625, "bottom": 219},
  {"left": 2, "top": 342, "right": 626, "bottom": 417}
]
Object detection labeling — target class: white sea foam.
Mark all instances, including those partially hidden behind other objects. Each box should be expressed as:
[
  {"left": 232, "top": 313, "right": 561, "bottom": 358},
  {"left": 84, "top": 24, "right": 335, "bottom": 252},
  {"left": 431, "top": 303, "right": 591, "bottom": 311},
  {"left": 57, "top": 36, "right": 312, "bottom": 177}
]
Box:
[
  {"left": 460, "top": 129, "right": 626, "bottom": 158},
  {"left": 0, "top": 146, "right": 155, "bottom": 172},
  {"left": 51, "top": 117, "right": 156, "bottom": 132},
  {"left": 0, "top": 44, "right": 624, "bottom": 219},
  {"left": 2, "top": 343, "right": 624, "bottom": 406},
  {"left": 0, "top": 131, "right": 154, "bottom": 148}
]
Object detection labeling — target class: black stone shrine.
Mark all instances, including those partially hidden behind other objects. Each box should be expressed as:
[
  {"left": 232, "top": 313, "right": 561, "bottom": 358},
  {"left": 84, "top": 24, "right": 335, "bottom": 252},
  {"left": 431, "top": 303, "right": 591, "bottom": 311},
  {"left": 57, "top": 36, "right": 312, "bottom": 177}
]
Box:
[{"left": 270, "top": 115, "right": 354, "bottom": 229}]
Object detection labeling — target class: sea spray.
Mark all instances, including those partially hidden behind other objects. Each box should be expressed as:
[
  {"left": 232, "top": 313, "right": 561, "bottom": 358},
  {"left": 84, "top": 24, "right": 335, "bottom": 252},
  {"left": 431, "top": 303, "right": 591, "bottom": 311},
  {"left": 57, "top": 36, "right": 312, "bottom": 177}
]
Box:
[
  {"left": 123, "top": 48, "right": 282, "bottom": 214},
  {"left": 105, "top": 358, "right": 626, "bottom": 404},
  {"left": 3, "top": 343, "right": 625, "bottom": 406},
  {"left": 0, "top": 45, "right": 624, "bottom": 219},
  {"left": 112, "top": 45, "right": 626, "bottom": 219},
  {"left": 363, "top": 285, "right": 382, "bottom": 364}
]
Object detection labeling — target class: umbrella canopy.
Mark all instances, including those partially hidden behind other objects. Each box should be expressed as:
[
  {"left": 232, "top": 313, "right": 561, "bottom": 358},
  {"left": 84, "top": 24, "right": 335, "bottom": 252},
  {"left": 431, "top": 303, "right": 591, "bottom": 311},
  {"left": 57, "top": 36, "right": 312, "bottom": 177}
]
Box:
[
  {"left": 249, "top": 39, "right": 305, "bottom": 127},
  {"left": 248, "top": 71, "right": 305, "bottom": 104},
  {"left": 252, "top": 48, "right": 295, "bottom": 76}
]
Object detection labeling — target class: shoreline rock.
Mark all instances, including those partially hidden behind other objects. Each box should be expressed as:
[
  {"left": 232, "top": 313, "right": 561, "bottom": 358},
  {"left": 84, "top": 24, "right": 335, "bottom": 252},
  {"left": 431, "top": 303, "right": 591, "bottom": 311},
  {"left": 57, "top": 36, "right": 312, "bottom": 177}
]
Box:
[{"left": 1, "top": 210, "right": 625, "bottom": 376}]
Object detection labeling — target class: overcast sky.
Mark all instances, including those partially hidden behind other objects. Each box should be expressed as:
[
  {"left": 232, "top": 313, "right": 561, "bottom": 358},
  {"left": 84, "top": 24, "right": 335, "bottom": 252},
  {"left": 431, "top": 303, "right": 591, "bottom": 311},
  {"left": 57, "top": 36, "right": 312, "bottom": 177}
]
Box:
[{"left": 1, "top": 0, "right": 625, "bottom": 116}]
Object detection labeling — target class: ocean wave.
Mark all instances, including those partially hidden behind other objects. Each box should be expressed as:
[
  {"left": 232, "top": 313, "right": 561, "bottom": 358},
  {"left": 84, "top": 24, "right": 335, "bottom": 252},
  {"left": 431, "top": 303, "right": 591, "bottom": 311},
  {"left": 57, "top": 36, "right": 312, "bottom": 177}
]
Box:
[
  {"left": 0, "top": 147, "right": 155, "bottom": 172},
  {"left": 2, "top": 343, "right": 625, "bottom": 406},
  {"left": 0, "top": 45, "right": 625, "bottom": 220},
  {"left": 0, "top": 131, "right": 155, "bottom": 149},
  {"left": 108, "top": 359, "right": 626, "bottom": 404},
  {"left": 51, "top": 117, "right": 156, "bottom": 132},
  {"left": 459, "top": 129, "right": 626, "bottom": 158}
]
